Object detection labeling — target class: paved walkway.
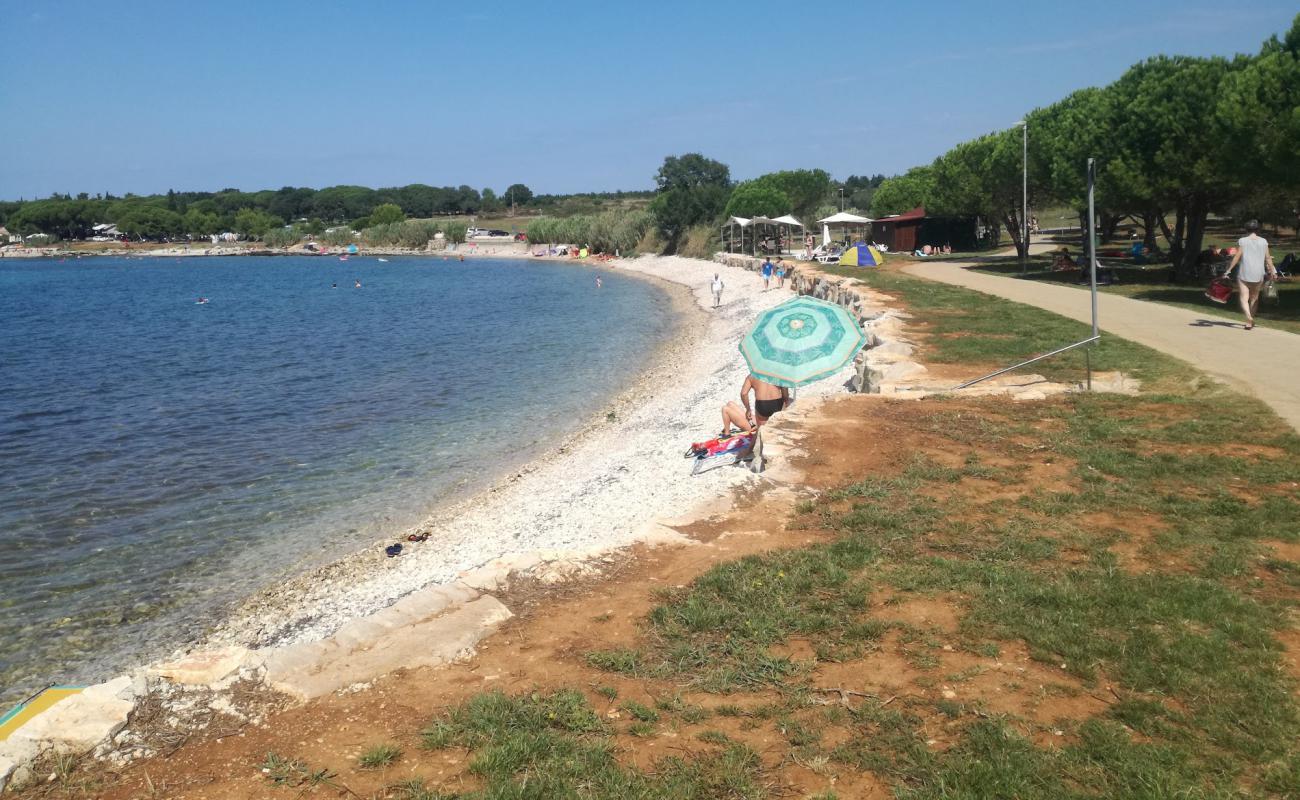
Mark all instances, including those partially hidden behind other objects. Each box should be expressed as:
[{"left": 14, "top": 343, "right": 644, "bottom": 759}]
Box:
[{"left": 900, "top": 261, "right": 1300, "bottom": 431}]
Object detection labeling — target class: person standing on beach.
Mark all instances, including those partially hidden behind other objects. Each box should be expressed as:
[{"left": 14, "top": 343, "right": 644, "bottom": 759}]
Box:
[
  {"left": 1223, "top": 220, "right": 1276, "bottom": 330},
  {"left": 761, "top": 258, "right": 773, "bottom": 290},
  {"left": 711, "top": 273, "right": 725, "bottom": 308}
]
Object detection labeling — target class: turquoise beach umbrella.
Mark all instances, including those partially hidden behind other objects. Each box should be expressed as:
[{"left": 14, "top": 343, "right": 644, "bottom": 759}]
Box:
[{"left": 740, "top": 296, "right": 866, "bottom": 388}]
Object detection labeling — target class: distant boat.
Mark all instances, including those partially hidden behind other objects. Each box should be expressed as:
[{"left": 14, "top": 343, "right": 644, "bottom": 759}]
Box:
[
  {"left": 196, "top": 297, "right": 209, "bottom": 305},
  {"left": 339, "top": 255, "right": 349, "bottom": 261},
  {"left": 377, "top": 258, "right": 389, "bottom": 263}
]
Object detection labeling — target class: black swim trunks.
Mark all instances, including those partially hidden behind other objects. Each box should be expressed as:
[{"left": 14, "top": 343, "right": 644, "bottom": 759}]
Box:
[{"left": 754, "top": 398, "right": 784, "bottom": 419}]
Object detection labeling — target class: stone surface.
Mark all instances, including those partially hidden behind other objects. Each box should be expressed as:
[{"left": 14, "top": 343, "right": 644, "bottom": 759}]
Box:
[
  {"left": 147, "top": 646, "right": 253, "bottom": 686},
  {"left": 0, "top": 754, "right": 15, "bottom": 793},
  {"left": 265, "top": 595, "right": 513, "bottom": 701},
  {"left": 7, "top": 677, "right": 135, "bottom": 755}
]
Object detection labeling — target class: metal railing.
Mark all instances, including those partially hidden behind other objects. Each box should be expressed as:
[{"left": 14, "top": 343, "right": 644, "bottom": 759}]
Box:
[
  {"left": 952, "top": 157, "right": 1103, "bottom": 393},
  {"left": 951, "top": 335, "right": 1100, "bottom": 391}
]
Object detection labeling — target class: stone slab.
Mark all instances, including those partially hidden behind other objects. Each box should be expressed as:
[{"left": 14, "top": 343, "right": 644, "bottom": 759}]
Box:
[
  {"left": 266, "top": 596, "right": 513, "bottom": 701},
  {"left": 147, "top": 646, "right": 253, "bottom": 686},
  {"left": 8, "top": 677, "right": 134, "bottom": 752}
]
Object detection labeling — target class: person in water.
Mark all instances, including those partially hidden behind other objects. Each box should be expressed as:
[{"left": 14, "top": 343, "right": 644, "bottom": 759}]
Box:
[
  {"left": 720, "top": 374, "right": 789, "bottom": 435},
  {"left": 355, "top": 279, "right": 362, "bottom": 288}
]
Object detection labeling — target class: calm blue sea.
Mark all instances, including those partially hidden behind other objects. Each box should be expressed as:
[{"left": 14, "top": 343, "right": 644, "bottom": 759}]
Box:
[{"left": 0, "top": 255, "right": 671, "bottom": 705}]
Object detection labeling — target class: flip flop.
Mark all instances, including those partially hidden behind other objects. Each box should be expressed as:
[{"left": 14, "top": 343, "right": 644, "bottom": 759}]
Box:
[{"left": 385, "top": 543, "right": 403, "bottom": 557}]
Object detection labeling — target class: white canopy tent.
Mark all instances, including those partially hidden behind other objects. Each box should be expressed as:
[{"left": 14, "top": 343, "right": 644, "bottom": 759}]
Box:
[
  {"left": 722, "top": 216, "right": 751, "bottom": 253},
  {"left": 817, "top": 211, "right": 874, "bottom": 246},
  {"left": 722, "top": 213, "right": 808, "bottom": 256},
  {"left": 771, "top": 214, "right": 806, "bottom": 256}
]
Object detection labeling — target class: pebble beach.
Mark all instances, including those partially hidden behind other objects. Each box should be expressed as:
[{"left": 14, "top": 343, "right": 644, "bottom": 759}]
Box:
[{"left": 204, "top": 254, "right": 856, "bottom": 652}]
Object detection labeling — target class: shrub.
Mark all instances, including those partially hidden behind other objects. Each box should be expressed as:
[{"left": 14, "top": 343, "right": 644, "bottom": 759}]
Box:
[{"left": 679, "top": 224, "right": 721, "bottom": 259}]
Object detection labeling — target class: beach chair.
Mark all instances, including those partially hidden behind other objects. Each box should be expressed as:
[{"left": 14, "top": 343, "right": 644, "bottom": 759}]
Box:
[{"left": 813, "top": 247, "right": 843, "bottom": 264}]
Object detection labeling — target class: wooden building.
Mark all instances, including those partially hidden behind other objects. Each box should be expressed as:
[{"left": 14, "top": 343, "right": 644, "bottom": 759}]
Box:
[{"left": 870, "top": 206, "right": 926, "bottom": 253}]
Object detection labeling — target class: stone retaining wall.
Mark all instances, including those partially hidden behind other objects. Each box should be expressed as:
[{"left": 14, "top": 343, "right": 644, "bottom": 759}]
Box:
[{"left": 712, "top": 252, "right": 919, "bottom": 394}]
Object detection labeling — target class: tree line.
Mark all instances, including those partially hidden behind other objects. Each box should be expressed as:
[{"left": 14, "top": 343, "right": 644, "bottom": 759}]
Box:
[
  {"left": 0, "top": 182, "right": 549, "bottom": 241},
  {"left": 870, "top": 13, "right": 1300, "bottom": 280},
  {"left": 640, "top": 153, "right": 883, "bottom": 250}
]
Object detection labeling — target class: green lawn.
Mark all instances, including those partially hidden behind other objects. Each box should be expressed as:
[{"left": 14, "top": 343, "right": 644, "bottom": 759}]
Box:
[
  {"left": 962, "top": 256, "right": 1300, "bottom": 336},
  {"left": 816, "top": 262, "right": 1199, "bottom": 389}
]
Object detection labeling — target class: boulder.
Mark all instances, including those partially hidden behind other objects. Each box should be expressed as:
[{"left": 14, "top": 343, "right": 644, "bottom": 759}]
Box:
[{"left": 147, "top": 646, "right": 254, "bottom": 687}]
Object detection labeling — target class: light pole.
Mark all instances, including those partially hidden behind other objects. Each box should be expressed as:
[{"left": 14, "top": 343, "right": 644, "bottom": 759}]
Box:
[
  {"left": 1015, "top": 120, "right": 1028, "bottom": 273},
  {"left": 839, "top": 187, "right": 845, "bottom": 211}
]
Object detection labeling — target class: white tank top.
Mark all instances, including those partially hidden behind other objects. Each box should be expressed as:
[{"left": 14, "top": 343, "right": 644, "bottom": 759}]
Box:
[{"left": 1237, "top": 235, "right": 1269, "bottom": 282}]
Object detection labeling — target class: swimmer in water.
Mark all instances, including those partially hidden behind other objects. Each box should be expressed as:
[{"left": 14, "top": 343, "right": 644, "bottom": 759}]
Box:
[
  {"left": 332, "top": 282, "right": 338, "bottom": 288},
  {"left": 596, "top": 277, "right": 602, "bottom": 289},
  {"left": 354, "top": 279, "right": 362, "bottom": 288}
]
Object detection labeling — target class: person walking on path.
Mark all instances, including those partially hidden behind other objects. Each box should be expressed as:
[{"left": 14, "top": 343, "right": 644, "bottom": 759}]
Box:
[
  {"left": 710, "top": 273, "right": 725, "bottom": 308},
  {"left": 775, "top": 259, "right": 786, "bottom": 289},
  {"left": 1224, "top": 220, "right": 1277, "bottom": 330},
  {"left": 761, "top": 258, "right": 773, "bottom": 290}
]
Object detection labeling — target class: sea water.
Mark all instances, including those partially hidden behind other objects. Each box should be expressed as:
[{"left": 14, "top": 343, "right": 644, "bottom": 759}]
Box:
[{"left": 0, "top": 255, "right": 672, "bottom": 704}]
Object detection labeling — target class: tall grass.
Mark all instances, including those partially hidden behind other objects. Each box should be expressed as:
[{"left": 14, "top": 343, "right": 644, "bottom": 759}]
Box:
[
  {"left": 679, "top": 224, "right": 721, "bottom": 259},
  {"left": 362, "top": 220, "right": 442, "bottom": 249},
  {"left": 526, "top": 210, "right": 653, "bottom": 254}
]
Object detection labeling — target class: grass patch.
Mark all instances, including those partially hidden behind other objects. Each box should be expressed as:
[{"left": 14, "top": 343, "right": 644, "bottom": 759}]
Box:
[
  {"left": 418, "top": 689, "right": 766, "bottom": 797},
  {"left": 819, "top": 263, "right": 1202, "bottom": 389},
  {"left": 258, "top": 752, "right": 343, "bottom": 791},
  {"left": 357, "top": 742, "right": 401, "bottom": 769}
]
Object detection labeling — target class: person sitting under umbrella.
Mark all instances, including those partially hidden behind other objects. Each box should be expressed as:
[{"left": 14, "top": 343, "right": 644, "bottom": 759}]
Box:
[{"left": 720, "top": 374, "right": 789, "bottom": 436}]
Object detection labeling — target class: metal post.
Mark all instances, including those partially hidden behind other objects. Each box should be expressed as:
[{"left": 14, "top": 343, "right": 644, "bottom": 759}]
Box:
[
  {"left": 1087, "top": 158, "right": 1099, "bottom": 340},
  {"left": 1021, "top": 121, "right": 1029, "bottom": 274},
  {"left": 1087, "top": 157, "right": 1099, "bottom": 392}
]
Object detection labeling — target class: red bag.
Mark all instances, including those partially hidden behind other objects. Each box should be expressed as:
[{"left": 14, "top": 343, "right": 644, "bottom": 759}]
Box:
[{"left": 1205, "top": 278, "right": 1233, "bottom": 304}]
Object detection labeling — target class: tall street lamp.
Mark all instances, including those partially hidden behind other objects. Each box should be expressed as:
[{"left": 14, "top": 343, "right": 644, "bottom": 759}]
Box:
[{"left": 1015, "top": 119, "right": 1028, "bottom": 273}]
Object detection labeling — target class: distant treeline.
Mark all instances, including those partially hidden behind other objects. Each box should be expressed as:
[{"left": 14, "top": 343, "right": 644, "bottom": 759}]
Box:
[{"left": 0, "top": 182, "right": 655, "bottom": 241}]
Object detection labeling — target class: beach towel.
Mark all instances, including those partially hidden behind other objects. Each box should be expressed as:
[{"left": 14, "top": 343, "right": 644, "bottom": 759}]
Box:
[{"left": 685, "top": 431, "right": 754, "bottom": 475}]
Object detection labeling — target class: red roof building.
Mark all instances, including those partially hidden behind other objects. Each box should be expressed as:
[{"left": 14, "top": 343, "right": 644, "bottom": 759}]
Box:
[{"left": 870, "top": 206, "right": 926, "bottom": 253}]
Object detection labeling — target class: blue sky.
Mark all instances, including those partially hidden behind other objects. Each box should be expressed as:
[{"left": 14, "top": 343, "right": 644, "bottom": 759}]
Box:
[{"left": 1, "top": 0, "right": 1294, "bottom": 199}]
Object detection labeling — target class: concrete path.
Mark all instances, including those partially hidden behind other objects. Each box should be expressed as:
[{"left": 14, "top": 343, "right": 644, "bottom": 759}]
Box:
[{"left": 900, "top": 261, "right": 1300, "bottom": 431}]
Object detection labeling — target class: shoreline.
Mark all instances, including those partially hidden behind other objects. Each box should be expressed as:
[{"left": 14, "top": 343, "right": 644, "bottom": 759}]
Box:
[
  {"left": 197, "top": 254, "right": 846, "bottom": 654},
  {"left": 200, "top": 254, "right": 709, "bottom": 650}
]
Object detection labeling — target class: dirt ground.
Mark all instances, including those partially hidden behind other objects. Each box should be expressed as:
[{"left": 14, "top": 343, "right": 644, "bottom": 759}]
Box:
[{"left": 17, "top": 392, "right": 1221, "bottom": 800}]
